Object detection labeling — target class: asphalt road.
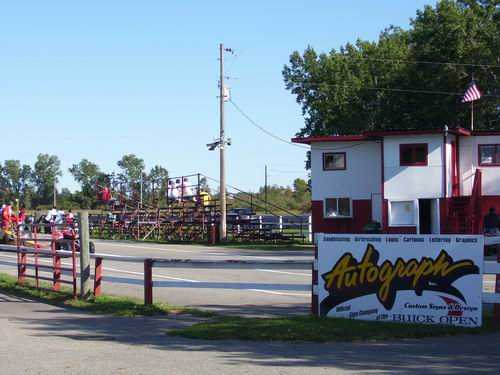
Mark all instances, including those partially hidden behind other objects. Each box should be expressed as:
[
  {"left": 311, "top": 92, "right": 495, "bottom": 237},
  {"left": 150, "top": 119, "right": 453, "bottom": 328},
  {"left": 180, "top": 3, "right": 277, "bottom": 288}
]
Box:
[
  {"left": 0, "top": 240, "right": 313, "bottom": 316},
  {"left": 2, "top": 292, "right": 500, "bottom": 375}
]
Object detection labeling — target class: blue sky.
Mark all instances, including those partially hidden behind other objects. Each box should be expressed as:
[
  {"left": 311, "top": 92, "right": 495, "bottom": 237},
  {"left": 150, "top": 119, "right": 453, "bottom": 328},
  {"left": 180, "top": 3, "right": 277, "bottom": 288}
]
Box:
[{"left": 0, "top": 0, "right": 434, "bottom": 192}]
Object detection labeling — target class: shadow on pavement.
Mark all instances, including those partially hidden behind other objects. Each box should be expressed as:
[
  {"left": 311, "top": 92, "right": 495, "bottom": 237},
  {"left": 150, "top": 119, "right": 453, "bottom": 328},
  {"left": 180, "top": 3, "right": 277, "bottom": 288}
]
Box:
[{"left": 3, "top": 293, "right": 500, "bottom": 374}]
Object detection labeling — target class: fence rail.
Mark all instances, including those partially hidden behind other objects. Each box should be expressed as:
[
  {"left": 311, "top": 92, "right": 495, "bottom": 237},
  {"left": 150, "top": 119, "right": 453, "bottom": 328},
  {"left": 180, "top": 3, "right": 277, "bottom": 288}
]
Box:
[{"left": 1, "top": 244, "right": 499, "bottom": 322}]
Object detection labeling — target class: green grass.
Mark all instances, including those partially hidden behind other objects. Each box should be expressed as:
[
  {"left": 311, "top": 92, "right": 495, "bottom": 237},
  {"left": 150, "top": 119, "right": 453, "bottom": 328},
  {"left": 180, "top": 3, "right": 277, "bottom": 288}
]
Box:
[
  {"left": 168, "top": 314, "right": 500, "bottom": 343},
  {"left": 90, "top": 234, "right": 313, "bottom": 251},
  {"left": 0, "top": 272, "right": 213, "bottom": 318},
  {"left": 209, "top": 241, "right": 313, "bottom": 251}
]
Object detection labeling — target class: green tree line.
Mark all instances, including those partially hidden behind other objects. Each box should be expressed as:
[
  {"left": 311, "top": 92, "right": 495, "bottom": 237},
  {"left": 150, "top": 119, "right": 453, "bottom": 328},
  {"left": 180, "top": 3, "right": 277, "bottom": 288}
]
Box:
[
  {"left": 283, "top": 0, "right": 499, "bottom": 136},
  {"left": 0, "top": 154, "right": 310, "bottom": 213}
]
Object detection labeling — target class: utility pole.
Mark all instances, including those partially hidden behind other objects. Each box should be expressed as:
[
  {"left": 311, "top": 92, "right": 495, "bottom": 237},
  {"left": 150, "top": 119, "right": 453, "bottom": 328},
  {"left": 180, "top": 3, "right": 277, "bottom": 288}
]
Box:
[
  {"left": 219, "top": 43, "right": 227, "bottom": 241},
  {"left": 53, "top": 181, "right": 57, "bottom": 208},
  {"left": 140, "top": 174, "right": 143, "bottom": 209},
  {"left": 264, "top": 165, "right": 268, "bottom": 214}
]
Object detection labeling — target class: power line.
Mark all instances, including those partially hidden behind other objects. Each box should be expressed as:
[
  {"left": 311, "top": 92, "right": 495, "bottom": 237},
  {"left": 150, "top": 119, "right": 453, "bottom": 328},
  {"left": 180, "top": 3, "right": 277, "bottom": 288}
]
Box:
[
  {"left": 297, "top": 83, "right": 500, "bottom": 98},
  {"left": 228, "top": 99, "right": 308, "bottom": 149},
  {"left": 334, "top": 55, "right": 500, "bottom": 69},
  {"left": 229, "top": 98, "right": 378, "bottom": 151}
]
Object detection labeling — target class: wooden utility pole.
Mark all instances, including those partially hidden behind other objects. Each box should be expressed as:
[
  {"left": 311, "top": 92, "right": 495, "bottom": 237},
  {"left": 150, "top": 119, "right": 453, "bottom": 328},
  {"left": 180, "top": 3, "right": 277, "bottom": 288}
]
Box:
[
  {"left": 219, "top": 43, "right": 227, "bottom": 241},
  {"left": 53, "top": 181, "right": 57, "bottom": 207},
  {"left": 264, "top": 165, "right": 268, "bottom": 213}
]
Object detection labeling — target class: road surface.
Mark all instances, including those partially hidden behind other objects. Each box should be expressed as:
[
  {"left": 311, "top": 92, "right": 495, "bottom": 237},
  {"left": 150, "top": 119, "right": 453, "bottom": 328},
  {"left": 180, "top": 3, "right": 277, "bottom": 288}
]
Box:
[
  {"left": 0, "top": 240, "right": 313, "bottom": 316},
  {"left": 1, "top": 292, "right": 499, "bottom": 375},
  {"left": 0, "top": 239, "right": 496, "bottom": 316}
]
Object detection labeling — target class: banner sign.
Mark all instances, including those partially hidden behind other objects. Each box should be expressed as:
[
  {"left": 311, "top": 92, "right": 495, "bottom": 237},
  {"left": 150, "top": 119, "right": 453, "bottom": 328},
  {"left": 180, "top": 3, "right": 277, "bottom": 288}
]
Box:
[{"left": 317, "top": 234, "right": 484, "bottom": 327}]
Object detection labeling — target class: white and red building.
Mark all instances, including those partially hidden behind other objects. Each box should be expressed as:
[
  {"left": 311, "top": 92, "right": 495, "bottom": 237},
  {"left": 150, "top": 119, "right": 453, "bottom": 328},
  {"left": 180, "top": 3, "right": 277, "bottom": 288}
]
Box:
[{"left": 293, "top": 128, "right": 500, "bottom": 236}]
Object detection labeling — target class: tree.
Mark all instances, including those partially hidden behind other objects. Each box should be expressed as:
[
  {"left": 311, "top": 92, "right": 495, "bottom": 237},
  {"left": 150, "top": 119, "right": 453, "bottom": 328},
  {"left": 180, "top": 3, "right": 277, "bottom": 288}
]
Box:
[
  {"left": 117, "top": 154, "right": 145, "bottom": 201},
  {"left": 0, "top": 160, "right": 34, "bottom": 207},
  {"left": 147, "top": 165, "right": 169, "bottom": 205},
  {"left": 69, "top": 159, "right": 104, "bottom": 208},
  {"left": 33, "top": 154, "right": 62, "bottom": 206},
  {"left": 283, "top": 0, "right": 500, "bottom": 136}
]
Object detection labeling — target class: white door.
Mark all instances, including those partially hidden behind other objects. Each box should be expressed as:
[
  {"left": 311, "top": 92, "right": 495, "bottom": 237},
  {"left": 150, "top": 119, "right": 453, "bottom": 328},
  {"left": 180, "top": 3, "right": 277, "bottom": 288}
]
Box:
[{"left": 371, "top": 193, "right": 382, "bottom": 224}]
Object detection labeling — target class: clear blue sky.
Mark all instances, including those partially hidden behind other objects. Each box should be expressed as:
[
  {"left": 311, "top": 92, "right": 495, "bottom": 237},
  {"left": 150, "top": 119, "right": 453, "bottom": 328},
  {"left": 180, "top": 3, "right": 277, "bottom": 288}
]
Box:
[{"left": 0, "top": 0, "right": 434, "bottom": 192}]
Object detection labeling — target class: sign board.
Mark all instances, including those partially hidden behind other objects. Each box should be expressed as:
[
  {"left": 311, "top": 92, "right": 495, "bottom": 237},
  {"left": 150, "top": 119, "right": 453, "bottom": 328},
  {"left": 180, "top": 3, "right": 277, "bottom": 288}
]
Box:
[{"left": 317, "top": 234, "right": 484, "bottom": 327}]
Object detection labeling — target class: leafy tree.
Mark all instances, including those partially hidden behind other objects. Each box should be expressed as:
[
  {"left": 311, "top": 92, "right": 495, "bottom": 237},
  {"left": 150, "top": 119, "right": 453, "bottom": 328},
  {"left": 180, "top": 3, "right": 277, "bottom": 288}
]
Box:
[
  {"left": 0, "top": 160, "right": 34, "bottom": 207},
  {"left": 32, "top": 154, "right": 62, "bottom": 206},
  {"left": 283, "top": 0, "right": 499, "bottom": 136},
  {"left": 230, "top": 178, "right": 311, "bottom": 214},
  {"left": 117, "top": 154, "right": 145, "bottom": 200},
  {"left": 147, "top": 165, "right": 169, "bottom": 205},
  {"left": 117, "top": 154, "right": 145, "bottom": 182},
  {"left": 69, "top": 159, "right": 104, "bottom": 208}
]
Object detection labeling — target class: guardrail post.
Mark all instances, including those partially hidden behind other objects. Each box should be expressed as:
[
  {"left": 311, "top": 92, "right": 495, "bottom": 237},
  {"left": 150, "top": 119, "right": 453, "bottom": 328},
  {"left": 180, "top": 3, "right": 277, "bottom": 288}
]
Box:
[
  {"left": 94, "top": 257, "right": 103, "bottom": 297},
  {"left": 79, "top": 211, "right": 92, "bottom": 298},
  {"left": 495, "top": 252, "right": 500, "bottom": 323},
  {"left": 18, "top": 252, "right": 27, "bottom": 284},
  {"left": 144, "top": 259, "right": 153, "bottom": 305},
  {"left": 53, "top": 255, "right": 61, "bottom": 291},
  {"left": 279, "top": 216, "right": 283, "bottom": 233}
]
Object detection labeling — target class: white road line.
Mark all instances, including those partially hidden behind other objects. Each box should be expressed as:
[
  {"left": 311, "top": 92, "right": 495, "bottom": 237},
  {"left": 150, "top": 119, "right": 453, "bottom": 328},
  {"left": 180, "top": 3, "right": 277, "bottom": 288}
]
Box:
[
  {"left": 251, "top": 256, "right": 294, "bottom": 261},
  {"left": 256, "top": 269, "right": 311, "bottom": 277},
  {"left": 247, "top": 289, "right": 310, "bottom": 297},
  {"left": 93, "top": 242, "right": 197, "bottom": 253},
  {"left": 102, "top": 266, "right": 200, "bottom": 283}
]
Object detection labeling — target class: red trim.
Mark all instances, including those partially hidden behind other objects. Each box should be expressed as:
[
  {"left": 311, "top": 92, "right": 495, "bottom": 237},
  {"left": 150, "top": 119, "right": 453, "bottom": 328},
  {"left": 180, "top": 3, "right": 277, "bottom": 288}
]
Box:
[
  {"left": 472, "top": 131, "right": 500, "bottom": 136},
  {"left": 456, "top": 136, "right": 460, "bottom": 196},
  {"left": 94, "top": 257, "right": 102, "bottom": 297},
  {"left": 478, "top": 144, "right": 500, "bottom": 167},
  {"left": 292, "top": 127, "right": 472, "bottom": 145},
  {"left": 385, "top": 226, "right": 417, "bottom": 234},
  {"left": 443, "top": 135, "right": 447, "bottom": 198},
  {"left": 495, "top": 252, "right": 500, "bottom": 323},
  {"left": 399, "top": 143, "right": 428, "bottom": 166},
  {"left": 292, "top": 135, "right": 369, "bottom": 144},
  {"left": 451, "top": 140, "right": 459, "bottom": 197},
  {"left": 322, "top": 152, "right": 346, "bottom": 170},
  {"left": 311, "top": 200, "right": 371, "bottom": 233},
  {"left": 144, "top": 259, "right": 153, "bottom": 305},
  {"left": 381, "top": 138, "right": 385, "bottom": 228}
]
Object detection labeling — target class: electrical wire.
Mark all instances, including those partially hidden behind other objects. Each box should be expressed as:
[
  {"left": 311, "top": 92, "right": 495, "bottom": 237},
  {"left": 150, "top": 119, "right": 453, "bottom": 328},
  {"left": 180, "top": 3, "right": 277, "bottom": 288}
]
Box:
[
  {"left": 328, "top": 55, "right": 500, "bottom": 69},
  {"left": 228, "top": 99, "right": 308, "bottom": 149},
  {"left": 294, "top": 83, "right": 500, "bottom": 98},
  {"left": 228, "top": 98, "right": 377, "bottom": 151}
]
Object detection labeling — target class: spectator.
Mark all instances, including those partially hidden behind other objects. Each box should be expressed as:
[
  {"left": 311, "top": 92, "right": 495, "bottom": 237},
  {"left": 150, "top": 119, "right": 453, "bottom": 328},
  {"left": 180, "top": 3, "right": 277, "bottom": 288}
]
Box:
[
  {"left": 484, "top": 207, "right": 499, "bottom": 235},
  {"left": 66, "top": 209, "right": 74, "bottom": 226},
  {"left": 182, "top": 177, "right": 193, "bottom": 198}
]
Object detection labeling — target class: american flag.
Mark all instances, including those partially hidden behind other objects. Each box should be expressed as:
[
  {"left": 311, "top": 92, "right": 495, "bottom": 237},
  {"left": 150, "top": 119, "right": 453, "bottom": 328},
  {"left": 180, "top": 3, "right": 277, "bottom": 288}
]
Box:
[{"left": 462, "top": 81, "right": 482, "bottom": 103}]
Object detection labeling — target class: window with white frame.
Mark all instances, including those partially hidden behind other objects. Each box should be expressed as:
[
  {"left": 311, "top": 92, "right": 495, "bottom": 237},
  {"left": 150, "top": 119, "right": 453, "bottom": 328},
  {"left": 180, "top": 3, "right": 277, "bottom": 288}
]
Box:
[
  {"left": 323, "top": 152, "right": 346, "bottom": 170},
  {"left": 478, "top": 144, "right": 500, "bottom": 166},
  {"left": 324, "top": 198, "right": 351, "bottom": 218},
  {"left": 389, "top": 200, "right": 416, "bottom": 226}
]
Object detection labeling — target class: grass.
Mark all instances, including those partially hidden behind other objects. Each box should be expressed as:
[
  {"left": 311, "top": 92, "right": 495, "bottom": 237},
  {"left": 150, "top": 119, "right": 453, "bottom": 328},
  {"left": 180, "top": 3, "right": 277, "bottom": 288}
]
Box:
[
  {"left": 90, "top": 234, "right": 313, "bottom": 251},
  {"left": 168, "top": 314, "right": 500, "bottom": 343},
  {"left": 0, "top": 272, "right": 213, "bottom": 318},
  {"left": 3, "top": 271, "right": 497, "bottom": 343}
]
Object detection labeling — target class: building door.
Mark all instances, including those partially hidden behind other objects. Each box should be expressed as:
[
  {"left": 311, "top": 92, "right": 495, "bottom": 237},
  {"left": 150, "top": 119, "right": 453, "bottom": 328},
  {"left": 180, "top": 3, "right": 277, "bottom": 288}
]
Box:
[
  {"left": 371, "top": 193, "right": 382, "bottom": 224},
  {"left": 418, "top": 199, "right": 432, "bottom": 234}
]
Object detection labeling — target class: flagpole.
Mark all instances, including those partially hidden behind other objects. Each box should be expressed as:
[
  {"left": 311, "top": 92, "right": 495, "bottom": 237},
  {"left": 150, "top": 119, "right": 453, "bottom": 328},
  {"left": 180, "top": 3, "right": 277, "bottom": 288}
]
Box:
[{"left": 471, "top": 100, "right": 474, "bottom": 131}]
